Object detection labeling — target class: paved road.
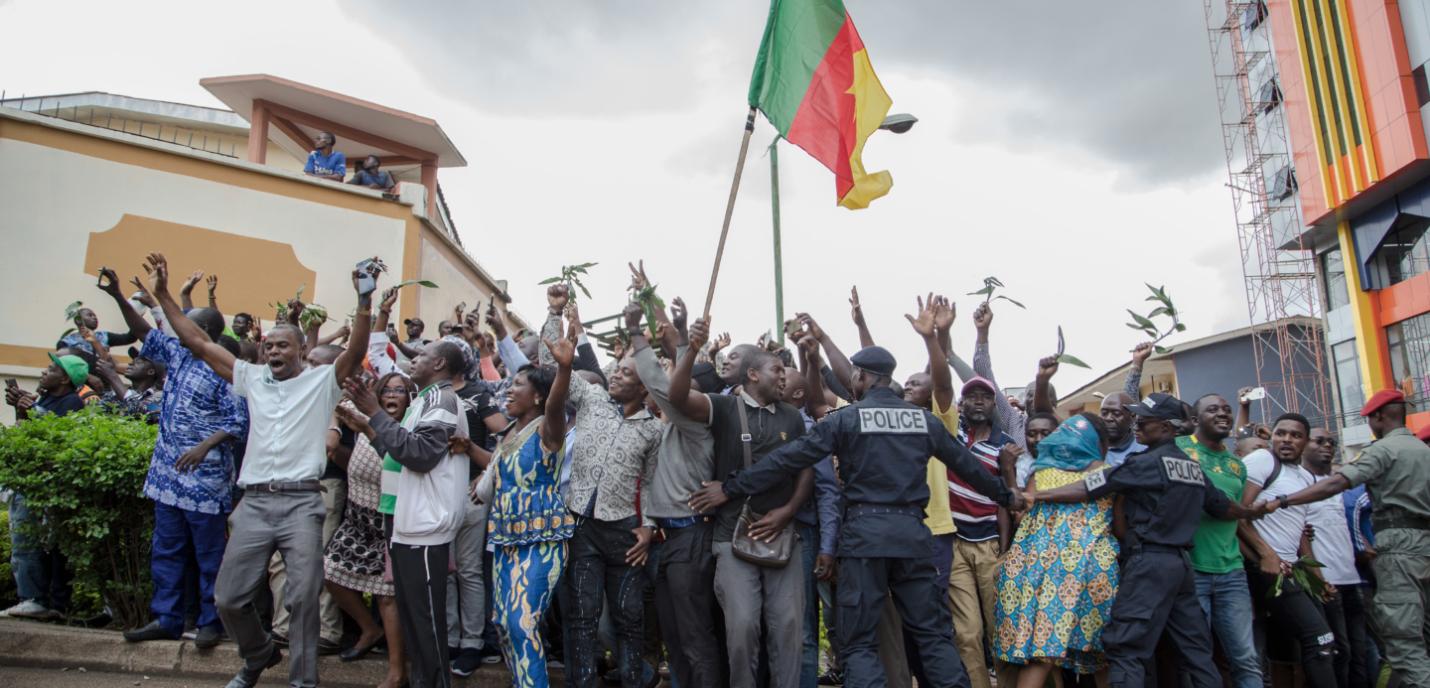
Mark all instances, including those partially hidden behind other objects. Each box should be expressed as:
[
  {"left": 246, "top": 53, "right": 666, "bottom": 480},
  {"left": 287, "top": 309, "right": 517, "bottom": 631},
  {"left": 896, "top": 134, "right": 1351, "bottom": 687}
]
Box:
[{"left": 0, "top": 665, "right": 265, "bottom": 687}]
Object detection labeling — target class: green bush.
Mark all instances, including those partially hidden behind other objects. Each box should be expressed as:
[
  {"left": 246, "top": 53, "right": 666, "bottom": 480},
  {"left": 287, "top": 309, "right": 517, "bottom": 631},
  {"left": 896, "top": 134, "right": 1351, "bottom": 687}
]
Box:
[
  {"left": 0, "top": 509, "right": 15, "bottom": 608},
  {"left": 0, "top": 406, "right": 156, "bottom": 627}
]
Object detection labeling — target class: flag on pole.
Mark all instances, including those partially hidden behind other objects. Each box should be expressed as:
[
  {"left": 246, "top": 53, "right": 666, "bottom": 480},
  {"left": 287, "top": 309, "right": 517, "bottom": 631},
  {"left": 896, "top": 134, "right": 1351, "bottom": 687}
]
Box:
[{"left": 748, "top": 0, "right": 893, "bottom": 210}]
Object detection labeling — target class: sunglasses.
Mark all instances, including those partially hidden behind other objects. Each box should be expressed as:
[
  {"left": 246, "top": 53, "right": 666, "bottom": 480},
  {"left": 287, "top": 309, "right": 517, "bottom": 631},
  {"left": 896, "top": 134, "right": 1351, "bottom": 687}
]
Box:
[{"left": 1311, "top": 437, "right": 1338, "bottom": 446}]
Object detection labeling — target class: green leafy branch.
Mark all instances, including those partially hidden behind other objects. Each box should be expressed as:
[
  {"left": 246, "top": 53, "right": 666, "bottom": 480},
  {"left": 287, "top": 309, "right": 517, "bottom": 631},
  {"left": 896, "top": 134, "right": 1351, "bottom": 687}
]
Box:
[
  {"left": 1126, "top": 283, "right": 1186, "bottom": 353},
  {"left": 1055, "top": 325, "right": 1091, "bottom": 369},
  {"left": 967, "top": 276, "right": 1025, "bottom": 309},
  {"left": 64, "top": 300, "right": 85, "bottom": 323},
  {"left": 631, "top": 284, "right": 666, "bottom": 339},
  {"left": 539, "top": 262, "right": 597, "bottom": 301},
  {"left": 1269, "top": 556, "right": 1327, "bottom": 600}
]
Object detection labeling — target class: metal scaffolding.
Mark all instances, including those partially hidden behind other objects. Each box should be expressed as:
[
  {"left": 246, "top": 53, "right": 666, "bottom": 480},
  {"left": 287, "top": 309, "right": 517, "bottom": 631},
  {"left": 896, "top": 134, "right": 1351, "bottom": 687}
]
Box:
[{"left": 1203, "top": 0, "right": 1333, "bottom": 428}]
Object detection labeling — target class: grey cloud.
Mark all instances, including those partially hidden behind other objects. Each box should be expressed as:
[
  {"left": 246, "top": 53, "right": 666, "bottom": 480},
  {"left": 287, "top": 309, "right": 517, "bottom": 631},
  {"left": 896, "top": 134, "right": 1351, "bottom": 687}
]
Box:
[{"left": 343, "top": 0, "right": 1225, "bottom": 184}]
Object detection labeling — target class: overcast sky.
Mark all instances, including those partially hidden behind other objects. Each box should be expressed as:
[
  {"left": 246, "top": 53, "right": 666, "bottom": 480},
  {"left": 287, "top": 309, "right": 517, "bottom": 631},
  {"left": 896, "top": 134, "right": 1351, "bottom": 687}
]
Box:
[{"left": 0, "top": 0, "right": 1247, "bottom": 393}]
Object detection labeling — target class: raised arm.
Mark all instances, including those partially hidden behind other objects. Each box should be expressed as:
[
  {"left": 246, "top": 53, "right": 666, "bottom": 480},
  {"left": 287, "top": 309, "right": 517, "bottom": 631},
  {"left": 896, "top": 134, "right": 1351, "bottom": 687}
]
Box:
[
  {"left": 332, "top": 262, "right": 377, "bottom": 381},
  {"left": 537, "top": 285, "right": 567, "bottom": 368},
  {"left": 798, "top": 312, "right": 853, "bottom": 393},
  {"left": 850, "top": 286, "right": 875, "bottom": 348},
  {"left": 798, "top": 335, "right": 836, "bottom": 418},
  {"left": 178, "top": 270, "right": 203, "bottom": 311},
  {"left": 972, "top": 303, "right": 1025, "bottom": 442},
  {"left": 145, "top": 254, "right": 236, "bottom": 382},
  {"left": 908, "top": 294, "right": 954, "bottom": 412},
  {"left": 541, "top": 318, "right": 577, "bottom": 451},
  {"left": 668, "top": 314, "right": 714, "bottom": 422},
  {"left": 96, "top": 268, "right": 152, "bottom": 341},
  {"left": 1031, "top": 355, "right": 1058, "bottom": 414},
  {"left": 205, "top": 274, "right": 219, "bottom": 311},
  {"left": 1126, "top": 342, "right": 1152, "bottom": 398}
]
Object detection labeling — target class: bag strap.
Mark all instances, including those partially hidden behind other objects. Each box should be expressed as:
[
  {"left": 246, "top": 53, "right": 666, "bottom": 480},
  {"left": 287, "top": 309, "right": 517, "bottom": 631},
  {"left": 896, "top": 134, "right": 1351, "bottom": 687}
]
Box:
[
  {"left": 1262, "top": 456, "right": 1282, "bottom": 494},
  {"left": 735, "top": 400, "right": 754, "bottom": 470}
]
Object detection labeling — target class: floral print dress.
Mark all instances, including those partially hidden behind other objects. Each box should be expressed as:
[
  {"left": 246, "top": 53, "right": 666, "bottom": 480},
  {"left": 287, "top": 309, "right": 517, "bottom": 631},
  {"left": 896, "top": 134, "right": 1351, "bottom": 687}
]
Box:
[{"left": 995, "top": 466, "right": 1120, "bottom": 673}]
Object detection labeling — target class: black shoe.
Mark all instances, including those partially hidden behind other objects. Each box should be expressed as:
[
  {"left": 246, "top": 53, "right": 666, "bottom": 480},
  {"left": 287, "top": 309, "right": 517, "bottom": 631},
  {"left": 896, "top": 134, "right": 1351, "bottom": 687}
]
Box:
[
  {"left": 317, "top": 638, "right": 341, "bottom": 655},
  {"left": 224, "top": 644, "right": 282, "bottom": 688},
  {"left": 270, "top": 632, "right": 289, "bottom": 648},
  {"left": 451, "top": 648, "right": 483, "bottom": 677},
  {"left": 340, "top": 636, "right": 383, "bottom": 663},
  {"left": 193, "top": 624, "right": 223, "bottom": 649},
  {"left": 123, "top": 620, "right": 179, "bottom": 643},
  {"left": 818, "top": 668, "right": 845, "bottom": 686}
]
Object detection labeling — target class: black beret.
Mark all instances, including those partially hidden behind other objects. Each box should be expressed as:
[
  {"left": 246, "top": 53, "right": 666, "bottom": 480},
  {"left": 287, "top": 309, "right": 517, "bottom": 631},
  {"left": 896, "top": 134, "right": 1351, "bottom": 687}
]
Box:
[{"left": 850, "top": 346, "right": 897, "bottom": 378}]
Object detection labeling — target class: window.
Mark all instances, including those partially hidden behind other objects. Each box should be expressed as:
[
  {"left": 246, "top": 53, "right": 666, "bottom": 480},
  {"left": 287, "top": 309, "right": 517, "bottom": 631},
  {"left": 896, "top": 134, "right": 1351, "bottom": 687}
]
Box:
[
  {"left": 1242, "top": 0, "right": 1268, "bottom": 32},
  {"left": 1386, "top": 313, "right": 1430, "bottom": 407},
  {"left": 1332, "top": 340, "right": 1365, "bottom": 426},
  {"left": 1415, "top": 64, "right": 1430, "bottom": 109},
  {"left": 1376, "top": 218, "right": 1430, "bottom": 286},
  {"left": 1270, "top": 166, "right": 1298, "bottom": 200},
  {"left": 1321, "top": 248, "right": 1349, "bottom": 310},
  {"left": 1258, "top": 78, "right": 1282, "bottom": 114}
]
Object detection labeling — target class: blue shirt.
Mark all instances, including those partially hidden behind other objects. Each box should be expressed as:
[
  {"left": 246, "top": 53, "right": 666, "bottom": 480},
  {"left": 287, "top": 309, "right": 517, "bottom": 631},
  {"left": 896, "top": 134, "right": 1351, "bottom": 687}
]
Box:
[
  {"left": 352, "top": 169, "right": 394, "bottom": 189},
  {"left": 57, "top": 329, "right": 135, "bottom": 356},
  {"left": 1343, "top": 483, "right": 1374, "bottom": 553},
  {"left": 304, "top": 150, "right": 346, "bottom": 178},
  {"left": 140, "top": 329, "right": 248, "bottom": 514},
  {"left": 1106, "top": 434, "right": 1147, "bottom": 469},
  {"left": 793, "top": 411, "right": 843, "bottom": 556}
]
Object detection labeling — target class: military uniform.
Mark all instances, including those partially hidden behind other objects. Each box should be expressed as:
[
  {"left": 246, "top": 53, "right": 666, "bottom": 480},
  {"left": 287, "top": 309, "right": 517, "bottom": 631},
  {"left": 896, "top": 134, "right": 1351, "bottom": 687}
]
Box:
[
  {"left": 1078, "top": 394, "right": 1236, "bottom": 688},
  {"left": 721, "top": 347, "right": 1015, "bottom": 688},
  {"left": 1337, "top": 414, "right": 1430, "bottom": 687}
]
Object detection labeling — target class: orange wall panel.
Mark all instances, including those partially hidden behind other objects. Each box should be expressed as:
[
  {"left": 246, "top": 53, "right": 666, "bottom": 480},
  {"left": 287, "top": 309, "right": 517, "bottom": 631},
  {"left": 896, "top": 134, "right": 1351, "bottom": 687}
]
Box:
[
  {"left": 1348, "top": 0, "right": 1427, "bottom": 177},
  {"left": 1409, "top": 411, "right": 1430, "bottom": 437},
  {"left": 1376, "top": 271, "right": 1430, "bottom": 324},
  {"left": 1269, "top": 0, "right": 1334, "bottom": 222}
]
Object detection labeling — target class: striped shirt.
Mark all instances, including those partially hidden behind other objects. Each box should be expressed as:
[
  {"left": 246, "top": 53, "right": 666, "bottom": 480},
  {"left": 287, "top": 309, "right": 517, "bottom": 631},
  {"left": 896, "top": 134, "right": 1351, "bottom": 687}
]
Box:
[
  {"left": 948, "top": 420, "right": 1013, "bottom": 542},
  {"left": 378, "top": 381, "right": 462, "bottom": 514}
]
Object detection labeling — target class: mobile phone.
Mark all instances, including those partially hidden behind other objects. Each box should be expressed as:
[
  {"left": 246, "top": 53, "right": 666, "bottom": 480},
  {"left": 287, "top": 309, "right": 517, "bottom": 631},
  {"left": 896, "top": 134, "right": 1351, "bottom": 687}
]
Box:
[
  {"left": 355, "top": 258, "right": 382, "bottom": 296},
  {"left": 1244, "top": 387, "right": 1267, "bottom": 401},
  {"left": 5, "top": 379, "right": 18, "bottom": 390}
]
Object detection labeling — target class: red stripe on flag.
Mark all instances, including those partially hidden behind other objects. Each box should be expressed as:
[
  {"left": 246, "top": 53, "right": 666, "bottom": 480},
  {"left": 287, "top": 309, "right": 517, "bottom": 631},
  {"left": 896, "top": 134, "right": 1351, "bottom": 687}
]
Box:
[{"left": 785, "top": 14, "right": 858, "bottom": 199}]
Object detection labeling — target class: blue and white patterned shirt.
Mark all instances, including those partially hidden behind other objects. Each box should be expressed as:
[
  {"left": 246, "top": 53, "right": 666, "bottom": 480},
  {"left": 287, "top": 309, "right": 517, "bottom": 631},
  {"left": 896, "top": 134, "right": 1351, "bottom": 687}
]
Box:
[{"left": 140, "top": 329, "right": 248, "bottom": 514}]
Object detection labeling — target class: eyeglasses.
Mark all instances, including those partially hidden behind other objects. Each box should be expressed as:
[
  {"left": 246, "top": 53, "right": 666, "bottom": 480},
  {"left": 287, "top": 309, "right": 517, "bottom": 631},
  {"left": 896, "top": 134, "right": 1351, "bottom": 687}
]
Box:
[{"left": 379, "top": 387, "right": 410, "bottom": 398}]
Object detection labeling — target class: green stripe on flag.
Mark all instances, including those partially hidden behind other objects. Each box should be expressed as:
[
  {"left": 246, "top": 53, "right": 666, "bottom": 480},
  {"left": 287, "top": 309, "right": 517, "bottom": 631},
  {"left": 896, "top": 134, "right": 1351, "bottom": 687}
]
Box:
[{"left": 747, "top": 0, "right": 848, "bottom": 134}]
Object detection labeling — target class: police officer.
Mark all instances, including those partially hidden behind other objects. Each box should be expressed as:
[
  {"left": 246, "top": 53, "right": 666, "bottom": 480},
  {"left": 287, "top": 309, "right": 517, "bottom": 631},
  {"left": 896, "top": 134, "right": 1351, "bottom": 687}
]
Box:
[
  {"left": 690, "top": 345, "right": 1027, "bottom": 688},
  {"left": 1274, "top": 389, "right": 1430, "bottom": 687},
  {"left": 1026, "top": 392, "right": 1269, "bottom": 688}
]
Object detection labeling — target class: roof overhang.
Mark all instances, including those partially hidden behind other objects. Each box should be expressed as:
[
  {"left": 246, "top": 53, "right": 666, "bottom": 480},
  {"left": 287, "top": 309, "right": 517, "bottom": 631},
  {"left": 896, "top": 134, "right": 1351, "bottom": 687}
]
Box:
[{"left": 200, "top": 74, "right": 466, "bottom": 168}]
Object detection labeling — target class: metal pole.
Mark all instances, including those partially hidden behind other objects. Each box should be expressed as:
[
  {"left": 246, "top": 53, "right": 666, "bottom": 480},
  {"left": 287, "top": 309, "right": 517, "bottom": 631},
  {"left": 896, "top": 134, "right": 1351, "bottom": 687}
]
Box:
[{"left": 769, "top": 137, "right": 785, "bottom": 338}]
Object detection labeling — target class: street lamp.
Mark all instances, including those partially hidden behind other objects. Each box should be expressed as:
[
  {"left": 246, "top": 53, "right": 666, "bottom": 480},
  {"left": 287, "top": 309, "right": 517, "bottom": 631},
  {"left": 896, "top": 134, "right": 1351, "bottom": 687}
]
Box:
[{"left": 769, "top": 113, "right": 918, "bottom": 335}]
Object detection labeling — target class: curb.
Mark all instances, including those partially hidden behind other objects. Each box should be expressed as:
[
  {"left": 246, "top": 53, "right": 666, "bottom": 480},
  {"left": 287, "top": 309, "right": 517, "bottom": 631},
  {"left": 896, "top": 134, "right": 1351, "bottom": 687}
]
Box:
[{"left": 0, "top": 617, "right": 551, "bottom": 686}]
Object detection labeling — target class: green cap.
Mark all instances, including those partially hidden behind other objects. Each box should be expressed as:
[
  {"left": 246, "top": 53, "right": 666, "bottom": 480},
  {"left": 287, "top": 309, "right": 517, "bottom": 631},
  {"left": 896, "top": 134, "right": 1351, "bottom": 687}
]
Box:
[{"left": 48, "top": 352, "right": 90, "bottom": 388}]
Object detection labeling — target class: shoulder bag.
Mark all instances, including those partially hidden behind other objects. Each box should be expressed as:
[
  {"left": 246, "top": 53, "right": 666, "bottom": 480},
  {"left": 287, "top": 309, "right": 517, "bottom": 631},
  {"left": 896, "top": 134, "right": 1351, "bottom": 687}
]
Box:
[{"left": 730, "top": 403, "right": 796, "bottom": 568}]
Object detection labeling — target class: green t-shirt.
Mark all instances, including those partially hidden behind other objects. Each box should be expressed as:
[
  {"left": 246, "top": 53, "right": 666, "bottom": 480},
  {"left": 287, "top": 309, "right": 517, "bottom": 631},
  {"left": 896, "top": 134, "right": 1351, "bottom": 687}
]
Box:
[{"left": 1178, "top": 435, "right": 1248, "bottom": 574}]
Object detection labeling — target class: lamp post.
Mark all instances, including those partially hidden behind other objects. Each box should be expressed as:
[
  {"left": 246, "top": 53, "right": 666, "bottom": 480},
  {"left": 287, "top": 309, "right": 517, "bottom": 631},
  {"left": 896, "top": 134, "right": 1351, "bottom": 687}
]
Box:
[{"left": 769, "top": 113, "right": 918, "bottom": 336}]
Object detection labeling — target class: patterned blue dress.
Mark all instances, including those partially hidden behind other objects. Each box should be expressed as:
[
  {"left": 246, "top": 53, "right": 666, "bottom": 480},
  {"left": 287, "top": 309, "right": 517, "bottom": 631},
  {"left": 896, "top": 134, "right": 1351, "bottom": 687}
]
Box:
[
  {"left": 488, "top": 419, "right": 574, "bottom": 688},
  {"left": 995, "top": 466, "right": 1120, "bottom": 673}
]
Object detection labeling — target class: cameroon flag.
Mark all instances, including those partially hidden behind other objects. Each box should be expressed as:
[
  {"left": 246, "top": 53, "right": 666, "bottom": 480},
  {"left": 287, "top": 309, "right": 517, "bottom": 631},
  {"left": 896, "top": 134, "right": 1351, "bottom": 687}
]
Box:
[{"left": 748, "top": 0, "right": 893, "bottom": 210}]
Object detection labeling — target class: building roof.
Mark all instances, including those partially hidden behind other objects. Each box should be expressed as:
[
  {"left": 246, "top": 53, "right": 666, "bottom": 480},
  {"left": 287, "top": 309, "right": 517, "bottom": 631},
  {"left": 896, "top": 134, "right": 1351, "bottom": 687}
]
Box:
[
  {"left": 0, "top": 91, "right": 248, "bottom": 132},
  {"left": 200, "top": 74, "right": 467, "bottom": 168}
]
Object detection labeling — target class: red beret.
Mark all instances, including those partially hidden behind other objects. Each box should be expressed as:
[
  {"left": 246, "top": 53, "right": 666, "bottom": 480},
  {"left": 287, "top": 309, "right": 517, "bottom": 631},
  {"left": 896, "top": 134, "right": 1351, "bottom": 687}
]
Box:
[
  {"left": 1417, "top": 424, "right": 1430, "bottom": 442},
  {"left": 1361, "top": 389, "right": 1406, "bottom": 416}
]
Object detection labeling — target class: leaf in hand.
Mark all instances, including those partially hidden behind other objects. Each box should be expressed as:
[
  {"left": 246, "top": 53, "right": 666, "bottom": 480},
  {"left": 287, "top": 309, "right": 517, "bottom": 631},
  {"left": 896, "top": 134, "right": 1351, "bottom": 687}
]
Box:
[
  {"left": 394, "top": 279, "right": 440, "bottom": 290},
  {"left": 1057, "top": 353, "right": 1091, "bottom": 369},
  {"left": 996, "top": 295, "right": 1025, "bottom": 309},
  {"left": 65, "top": 300, "right": 85, "bottom": 322}
]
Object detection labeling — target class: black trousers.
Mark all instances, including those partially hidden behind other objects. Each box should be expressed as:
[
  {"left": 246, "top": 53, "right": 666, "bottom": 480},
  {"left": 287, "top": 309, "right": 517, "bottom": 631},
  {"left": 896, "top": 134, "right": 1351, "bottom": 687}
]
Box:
[
  {"left": 1102, "top": 549, "right": 1221, "bottom": 688},
  {"left": 390, "top": 542, "right": 452, "bottom": 688},
  {"left": 654, "top": 521, "right": 723, "bottom": 688},
  {"left": 563, "top": 516, "right": 648, "bottom": 688},
  {"left": 1321, "top": 584, "right": 1372, "bottom": 688},
  {"left": 1250, "top": 570, "right": 1337, "bottom": 688},
  {"left": 838, "top": 555, "right": 968, "bottom": 688}
]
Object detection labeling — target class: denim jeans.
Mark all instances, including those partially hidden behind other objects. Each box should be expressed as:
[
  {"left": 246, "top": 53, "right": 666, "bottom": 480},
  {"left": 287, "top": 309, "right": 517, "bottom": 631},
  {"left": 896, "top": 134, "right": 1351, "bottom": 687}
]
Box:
[
  {"left": 8, "top": 493, "right": 70, "bottom": 610},
  {"left": 1193, "top": 570, "right": 1264, "bottom": 688},
  {"left": 797, "top": 523, "right": 819, "bottom": 688},
  {"left": 562, "top": 516, "right": 649, "bottom": 688}
]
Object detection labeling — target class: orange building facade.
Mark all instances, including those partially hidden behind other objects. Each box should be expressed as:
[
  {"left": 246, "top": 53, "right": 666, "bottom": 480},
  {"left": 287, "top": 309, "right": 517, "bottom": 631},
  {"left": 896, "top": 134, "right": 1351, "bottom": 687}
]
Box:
[{"left": 1258, "top": 0, "right": 1430, "bottom": 437}]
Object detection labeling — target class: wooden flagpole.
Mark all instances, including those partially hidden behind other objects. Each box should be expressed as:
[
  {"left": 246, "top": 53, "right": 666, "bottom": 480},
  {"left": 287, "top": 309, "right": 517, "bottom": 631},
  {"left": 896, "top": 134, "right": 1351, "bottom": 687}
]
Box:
[{"left": 702, "top": 107, "right": 759, "bottom": 318}]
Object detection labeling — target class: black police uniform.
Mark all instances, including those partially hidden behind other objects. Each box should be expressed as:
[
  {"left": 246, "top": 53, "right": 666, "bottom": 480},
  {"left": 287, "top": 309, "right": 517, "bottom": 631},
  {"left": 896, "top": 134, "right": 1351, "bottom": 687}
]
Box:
[
  {"left": 1083, "top": 437, "right": 1236, "bottom": 688},
  {"left": 722, "top": 382, "right": 1013, "bottom": 688}
]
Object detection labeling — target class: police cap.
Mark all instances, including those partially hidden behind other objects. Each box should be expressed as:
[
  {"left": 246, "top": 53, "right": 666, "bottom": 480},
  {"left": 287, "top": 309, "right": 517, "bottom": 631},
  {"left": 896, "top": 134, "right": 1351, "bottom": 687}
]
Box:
[
  {"left": 1125, "top": 392, "right": 1187, "bottom": 422},
  {"left": 850, "top": 346, "right": 897, "bottom": 378}
]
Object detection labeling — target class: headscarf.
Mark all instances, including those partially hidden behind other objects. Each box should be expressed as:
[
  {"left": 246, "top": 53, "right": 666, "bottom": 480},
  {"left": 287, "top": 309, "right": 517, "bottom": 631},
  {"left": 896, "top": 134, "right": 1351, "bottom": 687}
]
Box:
[
  {"left": 441, "top": 335, "right": 480, "bottom": 385},
  {"left": 1030, "top": 414, "right": 1103, "bottom": 473}
]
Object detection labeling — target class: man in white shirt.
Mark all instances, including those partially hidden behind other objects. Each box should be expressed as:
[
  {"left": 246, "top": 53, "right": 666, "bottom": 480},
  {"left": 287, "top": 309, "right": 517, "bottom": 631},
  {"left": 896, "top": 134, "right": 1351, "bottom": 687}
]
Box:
[
  {"left": 144, "top": 252, "right": 374, "bottom": 688},
  {"left": 1304, "top": 427, "right": 1371, "bottom": 688},
  {"left": 1241, "top": 413, "right": 1338, "bottom": 688}
]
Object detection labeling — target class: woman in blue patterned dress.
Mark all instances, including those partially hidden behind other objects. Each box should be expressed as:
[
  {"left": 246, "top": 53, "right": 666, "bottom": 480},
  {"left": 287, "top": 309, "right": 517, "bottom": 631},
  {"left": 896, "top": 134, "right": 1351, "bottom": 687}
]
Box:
[
  {"left": 478, "top": 325, "right": 574, "bottom": 688},
  {"left": 995, "top": 412, "right": 1121, "bottom": 688}
]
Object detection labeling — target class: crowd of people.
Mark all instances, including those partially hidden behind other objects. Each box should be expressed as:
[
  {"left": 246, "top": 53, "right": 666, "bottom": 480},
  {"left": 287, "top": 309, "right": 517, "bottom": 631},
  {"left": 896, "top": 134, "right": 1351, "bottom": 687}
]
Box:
[{"left": 3, "top": 253, "right": 1429, "bottom": 688}]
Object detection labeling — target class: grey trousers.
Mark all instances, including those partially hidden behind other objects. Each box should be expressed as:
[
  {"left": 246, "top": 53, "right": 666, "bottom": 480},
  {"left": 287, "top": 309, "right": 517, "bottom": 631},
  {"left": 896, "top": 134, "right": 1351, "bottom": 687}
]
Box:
[
  {"left": 270, "top": 477, "right": 345, "bottom": 643},
  {"left": 713, "top": 539, "right": 805, "bottom": 688},
  {"left": 215, "top": 490, "right": 326, "bottom": 688},
  {"left": 446, "top": 499, "right": 488, "bottom": 650}
]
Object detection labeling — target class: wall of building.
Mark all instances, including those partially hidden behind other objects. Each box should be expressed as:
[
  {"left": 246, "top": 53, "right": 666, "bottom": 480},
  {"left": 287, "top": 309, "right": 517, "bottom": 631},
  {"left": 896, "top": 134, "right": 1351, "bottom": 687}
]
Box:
[{"left": 1171, "top": 324, "right": 1330, "bottom": 429}]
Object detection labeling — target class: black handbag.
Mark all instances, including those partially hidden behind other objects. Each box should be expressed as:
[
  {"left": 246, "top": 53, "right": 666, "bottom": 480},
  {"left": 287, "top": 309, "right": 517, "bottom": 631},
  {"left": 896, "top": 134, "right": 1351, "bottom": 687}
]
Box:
[{"left": 730, "top": 402, "right": 795, "bottom": 568}]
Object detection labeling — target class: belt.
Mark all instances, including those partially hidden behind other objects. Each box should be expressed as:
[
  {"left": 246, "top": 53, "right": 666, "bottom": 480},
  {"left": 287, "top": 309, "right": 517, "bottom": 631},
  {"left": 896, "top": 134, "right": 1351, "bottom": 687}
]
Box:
[
  {"left": 656, "top": 515, "right": 710, "bottom": 530},
  {"left": 247, "top": 480, "right": 324, "bottom": 493},
  {"left": 1373, "top": 508, "right": 1430, "bottom": 533},
  {"left": 845, "top": 504, "right": 924, "bottom": 518},
  {"left": 1130, "top": 542, "right": 1188, "bottom": 554}
]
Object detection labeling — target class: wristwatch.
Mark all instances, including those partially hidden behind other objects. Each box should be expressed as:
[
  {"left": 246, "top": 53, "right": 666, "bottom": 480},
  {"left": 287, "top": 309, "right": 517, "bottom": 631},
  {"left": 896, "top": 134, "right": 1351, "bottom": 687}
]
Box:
[{"left": 1277, "top": 494, "right": 1290, "bottom": 510}]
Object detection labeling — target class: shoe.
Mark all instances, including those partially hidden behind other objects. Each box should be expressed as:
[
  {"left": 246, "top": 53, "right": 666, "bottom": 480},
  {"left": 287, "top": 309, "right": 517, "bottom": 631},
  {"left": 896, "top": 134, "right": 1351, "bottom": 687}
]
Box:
[
  {"left": 193, "top": 624, "right": 223, "bottom": 649},
  {"left": 317, "top": 638, "right": 341, "bottom": 655},
  {"left": 2, "top": 600, "right": 53, "bottom": 620},
  {"left": 124, "top": 620, "right": 180, "bottom": 643},
  {"left": 450, "top": 648, "right": 482, "bottom": 677},
  {"left": 818, "top": 668, "right": 845, "bottom": 686},
  {"left": 479, "top": 645, "right": 504, "bottom": 664},
  {"left": 224, "top": 644, "right": 283, "bottom": 688},
  {"left": 340, "top": 636, "right": 383, "bottom": 663},
  {"left": 270, "top": 632, "right": 289, "bottom": 648}
]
